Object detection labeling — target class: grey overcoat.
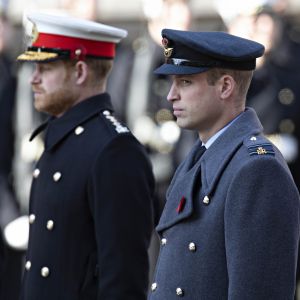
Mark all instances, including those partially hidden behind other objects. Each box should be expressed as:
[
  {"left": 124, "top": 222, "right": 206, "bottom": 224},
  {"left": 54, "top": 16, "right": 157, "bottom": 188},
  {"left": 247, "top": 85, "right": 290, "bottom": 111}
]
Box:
[{"left": 149, "top": 107, "right": 300, "bottom": 300}]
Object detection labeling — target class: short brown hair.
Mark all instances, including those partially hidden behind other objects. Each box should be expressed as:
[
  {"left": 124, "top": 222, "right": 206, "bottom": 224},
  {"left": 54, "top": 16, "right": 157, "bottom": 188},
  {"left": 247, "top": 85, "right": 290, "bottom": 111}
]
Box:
[
  {"left": 64, "top": 58, "right": 113, "bottom": 88},
  {"left": 206, "top": 68, "right": 253, "bottom": 97},
  {"left": 85, "top": 58, "right": 113, "bottom": 79}
]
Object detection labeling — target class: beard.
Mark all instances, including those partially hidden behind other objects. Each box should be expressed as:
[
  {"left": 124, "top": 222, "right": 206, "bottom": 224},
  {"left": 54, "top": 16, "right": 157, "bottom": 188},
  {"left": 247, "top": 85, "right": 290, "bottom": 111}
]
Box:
[{"left": 33, "top": 84, "right": 77, "bottom": 117}]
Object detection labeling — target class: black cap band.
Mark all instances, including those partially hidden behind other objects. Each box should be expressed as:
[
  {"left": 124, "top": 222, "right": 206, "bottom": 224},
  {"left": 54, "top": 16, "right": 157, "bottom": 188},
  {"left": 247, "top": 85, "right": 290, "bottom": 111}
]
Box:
[{"left": 165, "top": 57, "right": 256, "bottom": 71}]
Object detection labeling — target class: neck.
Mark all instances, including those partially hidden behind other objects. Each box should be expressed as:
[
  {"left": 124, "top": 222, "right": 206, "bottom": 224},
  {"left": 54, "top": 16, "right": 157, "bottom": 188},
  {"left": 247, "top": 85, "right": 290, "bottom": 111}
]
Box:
[
  {"left": 74, "top": 83, "right": 106, "bottom": 107},
  {"left": 199, "top": 107, "right": 244, "bottom": 143}
]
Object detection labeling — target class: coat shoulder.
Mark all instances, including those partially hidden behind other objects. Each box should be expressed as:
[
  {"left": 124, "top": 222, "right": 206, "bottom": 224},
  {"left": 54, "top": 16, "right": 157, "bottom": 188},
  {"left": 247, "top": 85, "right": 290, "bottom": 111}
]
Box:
[
  {"left": 242, "top": 134, "right": 275, "bottom": 158},
  {"left": 99, "top": 110, "right": 130, "bottom": 136}
]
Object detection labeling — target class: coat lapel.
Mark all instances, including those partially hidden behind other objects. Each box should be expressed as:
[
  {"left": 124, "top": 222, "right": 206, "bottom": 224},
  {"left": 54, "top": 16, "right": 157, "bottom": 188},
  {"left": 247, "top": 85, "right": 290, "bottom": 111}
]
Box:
[{"left": 156, "top": 140, "right": 204, "bottom": 232}]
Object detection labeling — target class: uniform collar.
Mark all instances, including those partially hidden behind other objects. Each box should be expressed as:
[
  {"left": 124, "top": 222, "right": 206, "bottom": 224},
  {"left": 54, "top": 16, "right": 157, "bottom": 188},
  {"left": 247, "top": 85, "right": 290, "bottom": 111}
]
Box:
[
  {"left": 203, "top": 112, "right": 243, "bottom": 149},
  {"left": 30, "top": 93, "right": 114, "bottom": 150},
  {"left": 200, "top": 107, "right": 263, "bottom": 198}
]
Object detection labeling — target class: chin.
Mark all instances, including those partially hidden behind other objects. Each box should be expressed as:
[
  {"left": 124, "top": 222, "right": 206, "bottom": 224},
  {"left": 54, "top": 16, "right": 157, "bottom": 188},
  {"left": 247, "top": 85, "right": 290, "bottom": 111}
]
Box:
[{"left": 176, "top": 118, "right": 187, "bottom": 127}]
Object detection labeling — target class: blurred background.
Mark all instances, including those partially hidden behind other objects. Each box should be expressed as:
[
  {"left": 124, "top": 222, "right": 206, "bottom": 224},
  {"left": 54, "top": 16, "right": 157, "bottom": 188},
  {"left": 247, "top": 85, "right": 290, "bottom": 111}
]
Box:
[{"left": 1, "top": 0, "right": 300, "bottom": 299}]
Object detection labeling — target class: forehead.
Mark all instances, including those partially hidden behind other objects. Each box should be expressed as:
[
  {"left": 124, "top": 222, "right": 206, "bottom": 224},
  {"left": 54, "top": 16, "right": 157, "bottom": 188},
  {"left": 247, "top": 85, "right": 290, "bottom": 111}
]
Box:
[
  {"left": 172, "top": 72, "right": 207, "bottom": 80},
  {"left": 35, "top": 60, "right": 66, "bottom": 69}
]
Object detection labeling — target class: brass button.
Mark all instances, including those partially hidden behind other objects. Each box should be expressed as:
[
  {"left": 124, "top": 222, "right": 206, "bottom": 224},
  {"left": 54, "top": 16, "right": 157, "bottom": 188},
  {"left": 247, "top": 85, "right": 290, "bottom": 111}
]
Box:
[
  {"left": 33, "top": 168, "right": 40, "bottom": 178},
  {"left": 25, "top": 260, "right": 31, "bottom": 271},
  {"left": 75, "top": 126, "right": 84, "bottom": 135},
  {"left": 53, "top": 172, "right": 62, "bottom": 182},
  {"left": 29, "top": 214, "right": 36, "bottom": 224},
  {"left": 176, "top": 287, "right": 184, "bottom": 296},
  {"left": 46, "top": 220, "right": 54, "bottom": 231},
  {"left": 41, "top": 267, "right": 50, "bottom": 278},
  {"left": 151, "top": 282, "right": 157, "bottom": 291},
  {"left": 189, "top": 242, "right": 196, "bottom": 252},
  {"left": 250, "top": 136, "right": 257, "bottom": 141},
  {"left": 75, "top": 49, "right": 82, "bottom": 56},
  {"left": 161, "top": 238, "right": 167, "bottom": 246},
  {"left": 203, "top": 196, "right": 210, "bottom": 205}
]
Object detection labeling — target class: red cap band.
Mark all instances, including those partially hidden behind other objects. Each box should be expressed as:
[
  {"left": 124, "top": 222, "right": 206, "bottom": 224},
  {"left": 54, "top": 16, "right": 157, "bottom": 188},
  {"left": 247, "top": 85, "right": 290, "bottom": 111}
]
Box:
[{"left": 33, "top": 33, "right": 115, "bottom": 58}]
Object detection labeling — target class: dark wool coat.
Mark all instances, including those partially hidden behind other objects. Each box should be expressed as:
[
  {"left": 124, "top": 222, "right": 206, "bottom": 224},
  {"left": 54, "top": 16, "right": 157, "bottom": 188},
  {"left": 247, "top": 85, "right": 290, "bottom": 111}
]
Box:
[
  {"left": 20, "top": 93, "right": 155, "bottom": 300},
  {"left": 149, "top": 108, "right": 300, "bottom": 300}
]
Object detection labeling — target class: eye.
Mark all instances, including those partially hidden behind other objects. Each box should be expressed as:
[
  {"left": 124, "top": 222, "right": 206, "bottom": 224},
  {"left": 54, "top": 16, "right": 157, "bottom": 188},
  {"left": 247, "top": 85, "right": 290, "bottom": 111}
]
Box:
[
  {"left": 181, "top": 79, "right": 191, "bottom": 86},
  {"left": 38, "top": 64, "right": 52, "bottom": 72}
]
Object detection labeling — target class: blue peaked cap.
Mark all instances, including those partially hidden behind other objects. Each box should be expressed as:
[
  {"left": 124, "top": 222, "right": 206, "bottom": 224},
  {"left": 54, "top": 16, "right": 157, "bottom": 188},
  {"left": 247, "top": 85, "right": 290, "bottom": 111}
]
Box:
[{"left": 154, "top": 29, "right": 265, "bottom": 75}]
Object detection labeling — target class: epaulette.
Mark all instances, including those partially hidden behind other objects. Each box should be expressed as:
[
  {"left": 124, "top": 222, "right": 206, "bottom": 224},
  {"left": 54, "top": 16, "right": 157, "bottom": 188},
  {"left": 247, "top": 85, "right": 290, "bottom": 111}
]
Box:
[
  {"left": 244, "top": 135, "right": 275, "bottom": 157},
  {"left": 101, "top": 110, "right": 130, "bottom": 134}
]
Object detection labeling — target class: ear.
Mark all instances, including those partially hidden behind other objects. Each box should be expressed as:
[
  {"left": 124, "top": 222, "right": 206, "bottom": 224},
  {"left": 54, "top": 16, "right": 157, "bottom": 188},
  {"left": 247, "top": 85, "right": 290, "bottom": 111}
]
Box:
[
  {"left": 74, "top": 61, "right": 89, "bottom": 85},
  {"left": 219, "top": 75, "right": 235, "bottom": 100}
]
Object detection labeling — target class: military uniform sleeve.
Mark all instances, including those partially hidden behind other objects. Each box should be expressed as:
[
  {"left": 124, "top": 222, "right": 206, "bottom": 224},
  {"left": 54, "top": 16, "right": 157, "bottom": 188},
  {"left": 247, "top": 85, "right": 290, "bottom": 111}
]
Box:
[
  {"left": 88, "top": 134, "right": 155, "bottom": 300},
  {"left": 225, "top": 156, "right": 300, "bottom": 299}
]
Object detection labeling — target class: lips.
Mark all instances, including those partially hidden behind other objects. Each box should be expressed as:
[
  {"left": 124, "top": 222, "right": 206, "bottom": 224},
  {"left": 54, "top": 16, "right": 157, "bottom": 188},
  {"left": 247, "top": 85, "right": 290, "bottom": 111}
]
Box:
[
  {"left": 32, "top": 88, "right": 44, "bottom": 95},
  {"left": 173, "top": 106, "right": 183, "bottom": 111},
  {"left": 173, "top": 107, "right": 184, "bottom": 117}
]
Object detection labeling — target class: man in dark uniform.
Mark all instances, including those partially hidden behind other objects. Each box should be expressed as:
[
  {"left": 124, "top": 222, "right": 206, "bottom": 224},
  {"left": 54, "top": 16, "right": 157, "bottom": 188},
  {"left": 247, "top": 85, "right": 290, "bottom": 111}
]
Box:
[
  {"left": 148, "top": 29, "right": 300, "bottom": 299},
  {"left": 0, "top": 12, "right": 23, "bottom": 300},
  {"left": 16, "top": 12, "right": 155, "bottom": 300}
]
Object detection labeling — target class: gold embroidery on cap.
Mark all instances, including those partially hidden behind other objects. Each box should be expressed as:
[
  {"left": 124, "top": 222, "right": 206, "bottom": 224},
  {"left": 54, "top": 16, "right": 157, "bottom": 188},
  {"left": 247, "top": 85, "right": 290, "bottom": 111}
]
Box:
[{"left": 17, "top": 51, "right": 58, "bottom": 61}]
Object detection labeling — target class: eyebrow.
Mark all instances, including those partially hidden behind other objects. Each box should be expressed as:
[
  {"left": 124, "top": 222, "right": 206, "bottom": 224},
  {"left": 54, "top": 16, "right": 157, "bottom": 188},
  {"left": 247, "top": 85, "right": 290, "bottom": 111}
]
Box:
[{"left": 173, "top": 74, "right": 195, "bottom": 80}]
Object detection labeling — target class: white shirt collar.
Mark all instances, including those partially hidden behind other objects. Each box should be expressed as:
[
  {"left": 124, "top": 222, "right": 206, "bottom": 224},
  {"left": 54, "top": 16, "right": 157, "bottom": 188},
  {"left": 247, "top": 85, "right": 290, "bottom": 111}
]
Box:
[{"left": 202, "top": 112, "right": 243, "bottom": 149}]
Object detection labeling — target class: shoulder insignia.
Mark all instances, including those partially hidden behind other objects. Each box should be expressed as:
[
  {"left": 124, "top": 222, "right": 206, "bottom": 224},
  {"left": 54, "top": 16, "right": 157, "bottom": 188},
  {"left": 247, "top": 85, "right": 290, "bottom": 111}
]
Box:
[
  {"left": 102, "top": 110, "right": 129, "bottom": 134},
  {"left": 244, "top": 135, "right": 275, "bottom": 156}
]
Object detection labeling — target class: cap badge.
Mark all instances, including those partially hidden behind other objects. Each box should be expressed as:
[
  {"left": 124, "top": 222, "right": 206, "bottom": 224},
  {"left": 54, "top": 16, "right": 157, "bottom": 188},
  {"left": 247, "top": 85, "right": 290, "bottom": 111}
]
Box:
[
  {"left": 164, "top": 48, "right": 173, "bottom": 58},
  {"left": 162, "top": 38, "right": 168, "bottom": 47},
  {"left": 162, "top": 37, "right": 173, "bottom": 58},
  {"left": 31, "top": 24, "right": 39, "bottom": 44}
]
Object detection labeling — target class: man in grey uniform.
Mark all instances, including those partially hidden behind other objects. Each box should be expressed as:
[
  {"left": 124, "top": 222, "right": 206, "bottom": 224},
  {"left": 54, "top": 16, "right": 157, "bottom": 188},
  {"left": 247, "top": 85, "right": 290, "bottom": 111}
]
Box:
[{"left": 148, "top": 29, "right": 300, "bottom": 299}]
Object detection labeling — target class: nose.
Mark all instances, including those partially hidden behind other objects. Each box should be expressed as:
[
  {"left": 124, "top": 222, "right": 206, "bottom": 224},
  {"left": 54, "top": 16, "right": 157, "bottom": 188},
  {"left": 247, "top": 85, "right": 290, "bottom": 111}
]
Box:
[
  {"left": 167, "top": 81, "right": 179, "bottom": 103},
  {"left": 30, "top": 66, "right": 41, "bottom": 85}
]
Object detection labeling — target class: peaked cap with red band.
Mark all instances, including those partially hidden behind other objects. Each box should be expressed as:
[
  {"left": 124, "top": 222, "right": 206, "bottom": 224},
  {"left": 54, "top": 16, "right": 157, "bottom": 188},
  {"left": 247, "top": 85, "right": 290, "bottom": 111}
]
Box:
[{"left": 17, "top": 12, "right": 128, "bottom": 62}]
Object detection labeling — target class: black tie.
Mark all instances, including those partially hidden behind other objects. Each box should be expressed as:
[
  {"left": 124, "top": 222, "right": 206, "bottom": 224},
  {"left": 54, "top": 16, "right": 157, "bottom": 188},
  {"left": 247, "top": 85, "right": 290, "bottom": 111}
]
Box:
[
  {"left": 194, "top": 145, "right": 206, "bottom": 163},
  {"left": 188, "top": 145, "right": 206, "bottom": 170}
]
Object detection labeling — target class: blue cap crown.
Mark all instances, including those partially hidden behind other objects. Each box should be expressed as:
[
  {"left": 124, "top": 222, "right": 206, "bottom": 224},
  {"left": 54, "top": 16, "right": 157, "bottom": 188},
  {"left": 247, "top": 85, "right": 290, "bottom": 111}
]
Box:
[{"left": 154, "top": 29, "right": 265, "bottom": 75}]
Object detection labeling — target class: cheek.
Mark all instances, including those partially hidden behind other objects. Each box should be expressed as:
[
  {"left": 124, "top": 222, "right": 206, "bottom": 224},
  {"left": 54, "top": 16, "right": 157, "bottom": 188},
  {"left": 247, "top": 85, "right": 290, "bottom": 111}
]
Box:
[{"left": 45, "top": 75, "right": 67, "bottom": 92}]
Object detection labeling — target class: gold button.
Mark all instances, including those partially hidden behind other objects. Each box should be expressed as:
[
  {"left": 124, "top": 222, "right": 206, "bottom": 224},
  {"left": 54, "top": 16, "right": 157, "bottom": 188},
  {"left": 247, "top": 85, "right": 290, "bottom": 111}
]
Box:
[
  {"left": 189, "top": 242, "right": 196, "bottom": 252},
  {"left": 75, "top": 49, "right": 82, "bottom": 56},
  {"left": 203, "top": 196, "right": 210, "bottom": 205},
  {"left": 25, "top": 260, "right": 31, "bottom": 271},
  {"left": 46, "top": 220, "right": 54, "bottom": 231},
  {"left": 161, "top": 238, "right": 167, "bottom": 246},
  {"left": 41, "top": 267, "right": 50, "bottom": 278},
  {"left": 151, "top": 282, "right": 157, "bottom": 291},
  {"left": 33, "top": 168, "right": 40, "bottom": 178},
  {"left": 53, "top": 172, "right": 62, "bottom": 182},
  {"left": 75, "top": 126, "right": 84, "bottom": 135},
  {"left": 176, "top": 287, "right": 184, "bottom": 296},
  {"left": 29, "top": 214, "right": 36, "bottom": 224},
  {"left": 250, "top": 136, "right": 257, "bottom": 141}
]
